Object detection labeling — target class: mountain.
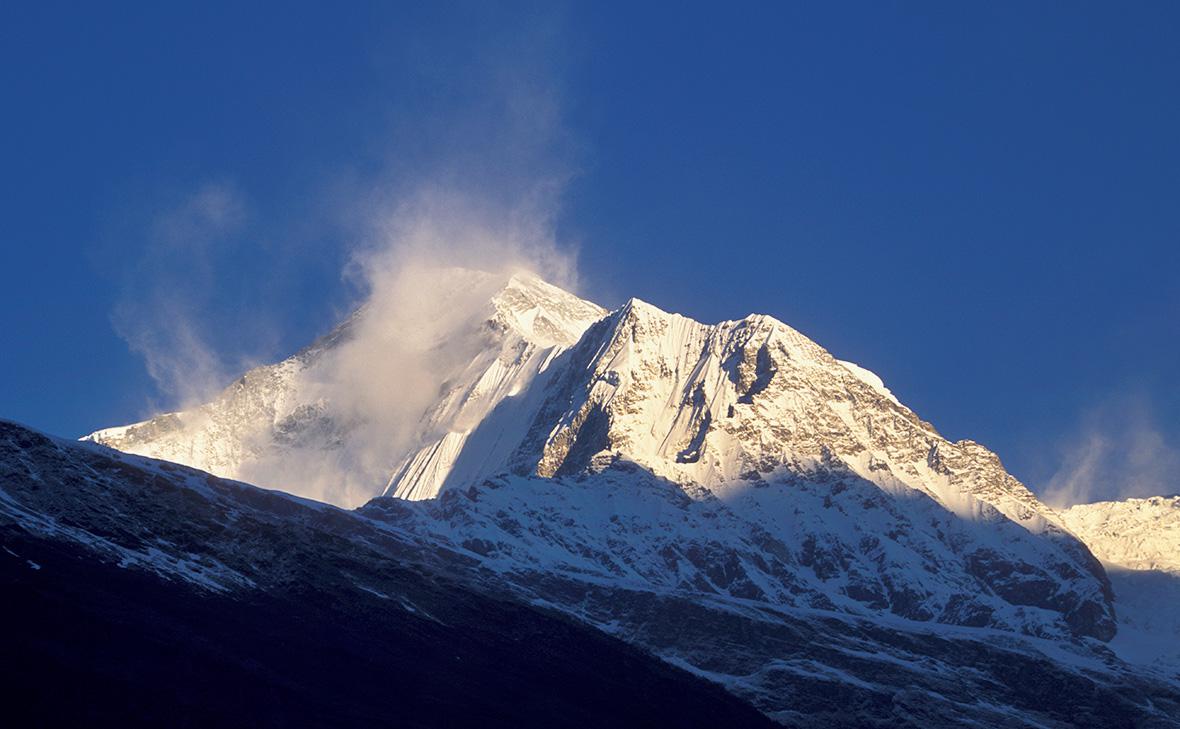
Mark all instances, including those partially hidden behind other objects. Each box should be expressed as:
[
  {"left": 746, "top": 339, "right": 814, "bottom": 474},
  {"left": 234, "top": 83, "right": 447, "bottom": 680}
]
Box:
[
  {"left": 79, "top": 270, "right": 1180, "bottom": 725},
  {"left": 1, "top": 419, "right": 775, "bottom": 728}
]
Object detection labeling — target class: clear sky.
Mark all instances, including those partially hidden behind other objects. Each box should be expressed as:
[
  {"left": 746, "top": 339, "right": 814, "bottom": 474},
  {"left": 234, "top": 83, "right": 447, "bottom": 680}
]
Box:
[{"left": 2, "top": 2, "right": 1178, "bottom": 502}]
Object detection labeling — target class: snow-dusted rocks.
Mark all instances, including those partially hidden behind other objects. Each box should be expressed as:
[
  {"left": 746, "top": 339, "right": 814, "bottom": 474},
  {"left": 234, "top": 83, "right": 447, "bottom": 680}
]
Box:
[{"left": 0, "top": 420, "right": 780, "bottom": 728}]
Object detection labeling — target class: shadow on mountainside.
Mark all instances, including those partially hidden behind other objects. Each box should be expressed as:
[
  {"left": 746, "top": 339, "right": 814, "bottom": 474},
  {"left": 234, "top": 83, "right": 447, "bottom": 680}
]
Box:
[{"left": 1105, "top": 566, "right": 1180, "bottom": 673}]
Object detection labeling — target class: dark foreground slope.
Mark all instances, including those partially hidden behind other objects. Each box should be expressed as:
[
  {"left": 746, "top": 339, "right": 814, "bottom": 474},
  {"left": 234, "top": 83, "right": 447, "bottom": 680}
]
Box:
[
  {"left": 6, "top": 419, "right": 1180, "bottom": 728},
  {"left": 0, "top": 420, "right": 774, "bottom": 729}
]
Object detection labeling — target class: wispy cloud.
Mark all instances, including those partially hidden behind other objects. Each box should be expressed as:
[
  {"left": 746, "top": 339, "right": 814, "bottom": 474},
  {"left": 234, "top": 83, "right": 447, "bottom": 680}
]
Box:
[
  {"left": 1041, "top": 395, "right": 1180, "bottom": 507},
  {"left": 112, "top": 181, "right": 256, "bottom": 409}
]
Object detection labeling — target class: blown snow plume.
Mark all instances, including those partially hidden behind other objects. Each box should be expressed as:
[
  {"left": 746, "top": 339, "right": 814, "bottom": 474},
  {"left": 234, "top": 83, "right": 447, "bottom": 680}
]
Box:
[
  {"left": 1041, "top": 395, "right": 1180, "bottom": 508},
  {"left": 237, "top": 190, "right": 586, "bottom": 505},
  {"left": 110, "top": 181, "right": 261, "bottom": 409},
  {"left": 98, "top": 3, "right": 589, "bottom": 506},
  {"left": 89, "top": 188, "right": 593, "bottom": 507},
  {"left": 97, "top": 68, "right": 589, "bottom": 505}
]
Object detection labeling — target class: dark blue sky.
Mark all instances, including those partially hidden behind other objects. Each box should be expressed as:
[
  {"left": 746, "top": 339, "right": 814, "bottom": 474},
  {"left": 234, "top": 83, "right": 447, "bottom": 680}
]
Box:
[{"left": 2, "top": 2, "right": 1178, "bottom": 498}]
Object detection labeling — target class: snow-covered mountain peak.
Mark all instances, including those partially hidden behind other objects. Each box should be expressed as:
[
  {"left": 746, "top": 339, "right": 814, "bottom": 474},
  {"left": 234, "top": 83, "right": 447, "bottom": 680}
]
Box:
[
  {"left": 360, "top": 293, "right": 1121, "bottom": 643},
  {"left": 512, "top": 293, "right": 1053, "bottom": 528},
  {"left": 90, "top": 273, "right": 1076, "bottom": 539},
  {"left": 489, "top": 272, "right": 607, "bottom": 347}
]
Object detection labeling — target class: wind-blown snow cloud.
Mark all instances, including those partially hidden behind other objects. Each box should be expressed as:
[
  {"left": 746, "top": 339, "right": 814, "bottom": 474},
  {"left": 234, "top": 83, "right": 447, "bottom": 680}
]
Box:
[
  {"left": 232, "top": 188, "right": 582, "bottom": 506},
  {"left": 1041, "top": 396, "right": 1180, "bottom": 507},
  {"left": 247, "top": 10, "right": 583, "bottom": 505},
  {"left": 109, "top": 8, "right": 586, "bottom": 505},
  {"left": 112, "top": 181, "right": 257, "bottom": 409}
]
